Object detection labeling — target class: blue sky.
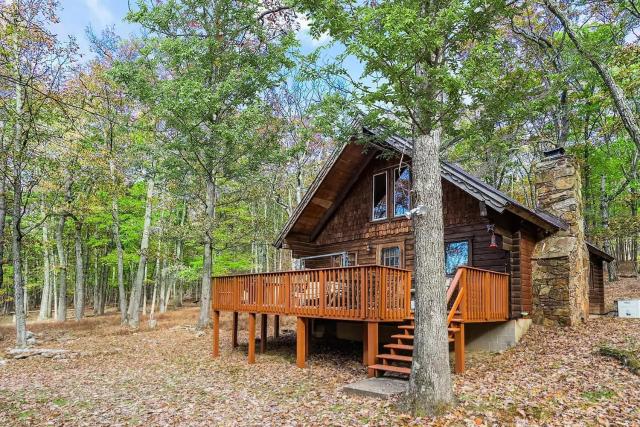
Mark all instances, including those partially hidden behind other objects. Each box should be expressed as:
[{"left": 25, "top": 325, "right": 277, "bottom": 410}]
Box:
[{"left": 52, "top": 0, "right": 363, "bottom": 78}]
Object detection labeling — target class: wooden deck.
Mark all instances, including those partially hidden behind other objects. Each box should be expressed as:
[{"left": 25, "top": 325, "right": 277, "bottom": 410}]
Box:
[
  {"left": 212, "top": 265, "right": 412, "bottom": 321},
  {"left": 210, "top": 265, "right": 509, "bottom": 373}
]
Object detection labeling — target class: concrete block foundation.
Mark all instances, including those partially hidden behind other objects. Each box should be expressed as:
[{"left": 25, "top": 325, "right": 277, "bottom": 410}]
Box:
[{"left": 464, "top": 319, "right": 532, "bottom": 352}]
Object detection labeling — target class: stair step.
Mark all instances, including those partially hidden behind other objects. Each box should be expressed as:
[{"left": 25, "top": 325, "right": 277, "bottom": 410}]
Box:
[
  {"left": 377, "top": 353, "right": 413, "bottom": 363},
  {"left": 398, "top": 325, "right": 414, "bottom": 330},
  {"left": 370, "top": 364, "right": 412, "bottom": 375},
  {"left": 448, "top": 327, "right": 461, "bottom": 333},
  {"left": 384, "top": 343, "right": 414, "bottom": 351},
  {"left": 392, "top": 334, "right": 414, "bottom": 340}
]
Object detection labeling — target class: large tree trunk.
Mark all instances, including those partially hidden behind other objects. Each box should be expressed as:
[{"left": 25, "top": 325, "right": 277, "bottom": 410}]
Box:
[
  {"left": 198, "top": 177, "right": 215, "bottom": 328},
  {"left": 127, "top": 177, "right": 155, "bottom": 327},
  {"left": 38, "top": 218, "right": 51, "bottom": 320},
  {"left": 404, "top": 129, "right": 454, "bottom": 414},
  {"left": 74, "top": 221, "right": 85, "bottom": 321},
  {"left": 55, "top": 214, "right": 68, "bottom": 321},
  {"left": 109, "top": 157, "right": 127, "bottom": 324},
  {"left": 544, "top": 0, "right": 640, "bottom": 152}
]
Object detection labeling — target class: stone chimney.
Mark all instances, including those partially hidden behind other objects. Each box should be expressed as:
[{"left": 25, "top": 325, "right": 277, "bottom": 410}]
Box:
[{"left": 531, "top": 148, "right": 590, "bottom": 326}]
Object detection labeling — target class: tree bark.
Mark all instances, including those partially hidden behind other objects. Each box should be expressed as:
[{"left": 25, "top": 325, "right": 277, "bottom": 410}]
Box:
[
  {"left": 74, "top": 221, "right": 85, "bottom": 321},
  {"left": 38, "top": 217, "right": 51, "bottom": 320},
  {"left": 404, "top": 129, "right": 454, "bottom": 415},
  {"left": 198, "top": 177, "right": 215, "bottom": 328},
  {"left": 127, "top": 176, "right": 155, "bottom": 327},
  {"left": 55, "top": 214, "right": 68, "bottom": 322},
  {"left": 544, "top": 0, "right": 640, "bottom": 152},
  {"left": 109, "top": 156, "right": 127, "bottom": 323},
  {"left": 0, "top": 173, "right": 7, "bottom": 315},
  {"left": 93, "top": 251, "right": 100, "bottom": 315},
  {"left": 11, "top": 66, "right": 27, "bottom": 347},
  {"left": 601, "top": 175, "right": 618, "bottom": 281}
]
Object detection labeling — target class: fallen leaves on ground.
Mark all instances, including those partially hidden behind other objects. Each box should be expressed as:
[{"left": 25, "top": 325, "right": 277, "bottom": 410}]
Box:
[{"left": 0, "top": 306, "right": 639, "bottom": 426}]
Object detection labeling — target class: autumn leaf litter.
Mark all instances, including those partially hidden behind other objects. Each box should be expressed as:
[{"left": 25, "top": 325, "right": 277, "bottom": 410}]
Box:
[{"left": 0, "top": 307, "right": 639, "bottom": 426}]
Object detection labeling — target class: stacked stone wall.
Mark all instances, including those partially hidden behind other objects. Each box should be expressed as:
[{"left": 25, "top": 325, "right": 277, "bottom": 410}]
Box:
[{"left": 532, "top": 154, "right": 590, "bottom": 326}]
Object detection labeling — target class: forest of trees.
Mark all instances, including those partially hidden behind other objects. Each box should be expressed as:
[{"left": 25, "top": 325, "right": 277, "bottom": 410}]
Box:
[{"left": 0, "top": 0, "right": 638, "bottom": 365}]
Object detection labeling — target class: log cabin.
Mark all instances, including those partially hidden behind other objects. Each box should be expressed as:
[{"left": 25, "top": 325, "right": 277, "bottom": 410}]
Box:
[{"left": 211, "top": 127, "right": 613, "bottom": 377}]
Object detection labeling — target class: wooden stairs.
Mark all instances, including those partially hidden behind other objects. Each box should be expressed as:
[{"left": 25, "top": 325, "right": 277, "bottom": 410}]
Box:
[
  {"left": 368, "top": 269, "right": 468, "bottom": 377},
  {"left": 368, "top": 312, "right": 465, "bottom": 377}
]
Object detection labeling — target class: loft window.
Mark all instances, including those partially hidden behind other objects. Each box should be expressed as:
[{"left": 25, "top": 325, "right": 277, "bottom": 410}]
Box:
[
  {"left": 394, "top": 166, "right": 411, "bottom": 217},
  {"left": 380, "top": 246, "right": 401, "bottom": 268},
  {"left": 372, "top": 172, "right": 387, "bottom": 220},
  {"left": 445, "top": 240, "right": 470, "bottom": 276}
]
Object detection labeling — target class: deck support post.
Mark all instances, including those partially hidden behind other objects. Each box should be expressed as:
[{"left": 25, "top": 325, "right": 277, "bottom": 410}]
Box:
[
  {"left": 212, "top": 310, "right": 220, "bottom": 357},
  {"left": 274, "top": 315, "right": 280, "bottom": 338},
  {"left": 454, "top": 323, "right": 465, "bottom": 374},
  {"left": 232, "top": 312, "right": 238, "bottom": 348},
  {"left": 260, "top": 313, "right": 268, "bottom": 353},
  {"left": 362, "top": 322, "right": 368, "bottom": 365},
  {"left": 366, "top": 322, "right": 378, "bottom": 377},
  {"left": 296, "top": 317, "right": 308, "bottom": 368},
  {"left": 248, "top": 313, "right": 256, "bottom": 364}
]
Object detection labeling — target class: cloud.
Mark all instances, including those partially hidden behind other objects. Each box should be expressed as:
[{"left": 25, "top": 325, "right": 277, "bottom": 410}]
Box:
[
  {"left": 84, "top": 0, "right": 115, "bottom": 26},
  {"left": 296, "top": 14, "right": 331, "bottom": 48}
]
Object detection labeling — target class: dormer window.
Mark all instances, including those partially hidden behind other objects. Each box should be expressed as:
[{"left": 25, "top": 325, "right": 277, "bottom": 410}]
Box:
[{"left": 372, "top": 172, "right": 387, "bottom": 220}]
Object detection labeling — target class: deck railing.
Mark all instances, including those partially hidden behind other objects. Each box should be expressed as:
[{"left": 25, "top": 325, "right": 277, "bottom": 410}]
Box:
[
  {"left": 212, "top": 265, "right": 412, "bottom": 321},
  {"left": 448, "top": 266, "right": 510, "bottom": 322}
]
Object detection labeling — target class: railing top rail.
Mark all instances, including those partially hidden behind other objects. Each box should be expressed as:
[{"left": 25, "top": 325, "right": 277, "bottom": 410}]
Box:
[
  {"left": 212, "top": 264, "right": 412, "bottom": 279},
  {"left": 457, "top": 265, "right": 510, "bottom": 276}
]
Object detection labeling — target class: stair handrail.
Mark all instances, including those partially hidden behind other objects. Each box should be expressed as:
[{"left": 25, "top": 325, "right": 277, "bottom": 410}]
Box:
[
  {"left": 446, "top": 267, "right": 466, "bottom": 323},
  {"left": 446, "top": 268, "right": 463, "bottom": 304}
]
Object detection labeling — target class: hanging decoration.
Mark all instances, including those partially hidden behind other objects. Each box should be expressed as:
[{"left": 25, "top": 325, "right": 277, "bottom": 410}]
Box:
[{"left": 487, "top": 224, "right": 498, "bottom": 248}]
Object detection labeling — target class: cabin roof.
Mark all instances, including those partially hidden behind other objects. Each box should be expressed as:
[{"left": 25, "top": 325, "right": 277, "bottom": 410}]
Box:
[{"left": 274, "top": 127, "right": 612, "bottom": 262}]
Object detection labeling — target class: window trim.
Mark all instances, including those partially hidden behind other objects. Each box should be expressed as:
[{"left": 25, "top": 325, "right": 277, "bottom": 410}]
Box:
[
  {"left": 393, "top": 166, "right": 411, "bottom": 218},
  {"left": 372, "top": 171, "right": 388, "bottom": 221},
  {"left": 444, "top": 238, "right": 472, "bottom": 276},
  {"left": 376, "top": 241, "right": 405, "bottom": 268}
]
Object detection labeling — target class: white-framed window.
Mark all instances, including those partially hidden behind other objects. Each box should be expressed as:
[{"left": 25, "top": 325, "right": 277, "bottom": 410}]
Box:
[
  {"left": 380, "top": 246, "right": 401, "bottom": 267},
  {"left": 394, "top": 166, "right": 411, "bottom": 217},
  {"left": 372, "top": 172, "right": 387, "bottom": 220}
]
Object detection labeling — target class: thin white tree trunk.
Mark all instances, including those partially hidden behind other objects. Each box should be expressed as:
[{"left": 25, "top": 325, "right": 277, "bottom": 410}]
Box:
[
  {"left": 23, "top": 256, "right": 28, "bottom": 315},
  {"left": 11, "top": 57, "right": 27, "bottom": 347},
  {"left": 109, "top": 156, "right": 127, "bottom": 323},
  {"left": 127, "top": 176, "right": 155, "bottom": 327},
  {"left": 55, "top": 214, "right": 68, "bottom": 322},
  {"left": 52, "top": 252, "right": 58, "bottom": 320},
  {"left": 198, "top": 176, "right": 215, "bottom": 328},
  {"left": 74, "top": 221, "right": 84, "bottom": 321},
  {"left": 93, "top": 251, "right": 99, "bottom": 315},
  {"left": 38, "top": 218, "right": 51, "bottom": 320}
]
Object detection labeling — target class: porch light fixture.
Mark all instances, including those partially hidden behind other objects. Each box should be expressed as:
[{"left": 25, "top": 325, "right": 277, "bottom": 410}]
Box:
[{"left": 487, "top": 224, "right": 498, "bottom": 249}]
